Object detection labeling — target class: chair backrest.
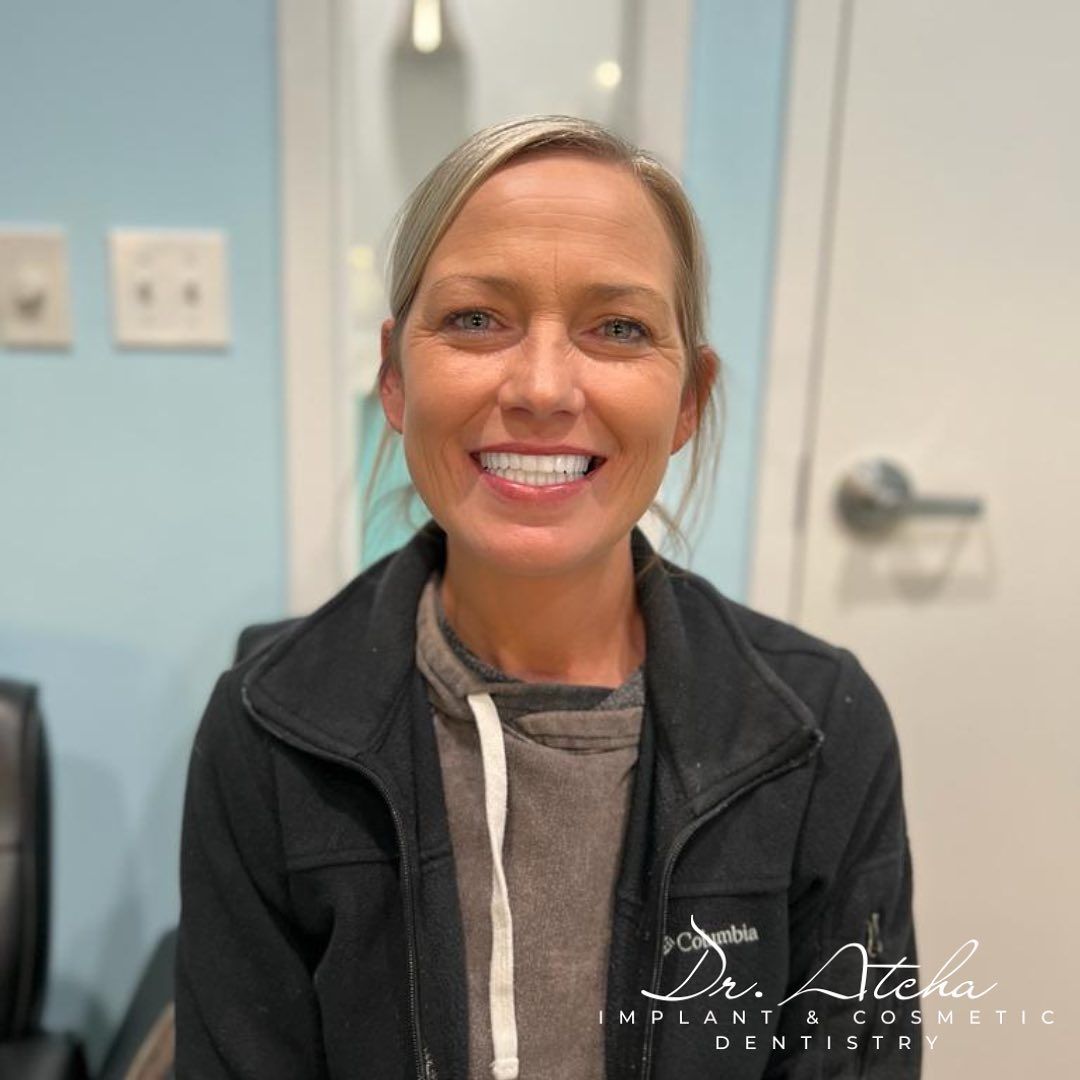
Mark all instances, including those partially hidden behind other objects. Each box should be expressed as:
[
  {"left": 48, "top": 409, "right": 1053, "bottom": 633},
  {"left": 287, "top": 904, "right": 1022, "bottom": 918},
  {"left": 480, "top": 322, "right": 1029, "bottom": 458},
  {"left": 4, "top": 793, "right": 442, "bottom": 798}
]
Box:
[{"left": 0, "top": 679, "right": 50, "bottom": 1040}]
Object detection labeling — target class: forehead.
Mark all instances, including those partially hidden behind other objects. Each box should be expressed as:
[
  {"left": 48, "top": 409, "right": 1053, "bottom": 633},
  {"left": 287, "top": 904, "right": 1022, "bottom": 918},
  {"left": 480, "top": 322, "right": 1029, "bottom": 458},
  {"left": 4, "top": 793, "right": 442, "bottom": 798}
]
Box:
[{"left": 421, "top": 152, "right": 677, "bottom": 287}]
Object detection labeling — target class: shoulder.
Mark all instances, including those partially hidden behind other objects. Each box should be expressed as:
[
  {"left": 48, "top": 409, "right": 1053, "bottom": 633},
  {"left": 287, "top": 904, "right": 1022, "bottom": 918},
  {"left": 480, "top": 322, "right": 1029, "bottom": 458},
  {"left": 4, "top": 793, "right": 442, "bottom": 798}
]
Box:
[
  {"left": 663, "top": 574, "right": 914, "bottom": 881},
  {"left": 190, "top": 610, "right": 314, "bottom": 781},
  {"left": 233, "top": 542, "right": 403, "bottom": 669},
  {"left": 663, "top": 559, "right": 898, "bottom": 754},
  {"left": 726, "top": 595, "right": 894, "bottom": 746},
  {"left": 190, "top": 660, "right": 266, "bottom": 775}
]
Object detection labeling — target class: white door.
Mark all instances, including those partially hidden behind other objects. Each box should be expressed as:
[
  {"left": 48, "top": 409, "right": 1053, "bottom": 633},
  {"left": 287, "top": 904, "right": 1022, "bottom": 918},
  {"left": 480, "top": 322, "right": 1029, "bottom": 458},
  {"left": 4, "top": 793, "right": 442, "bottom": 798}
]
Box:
[{"left": 754, "top": 1, "right": 1078, "bottom": 1076}]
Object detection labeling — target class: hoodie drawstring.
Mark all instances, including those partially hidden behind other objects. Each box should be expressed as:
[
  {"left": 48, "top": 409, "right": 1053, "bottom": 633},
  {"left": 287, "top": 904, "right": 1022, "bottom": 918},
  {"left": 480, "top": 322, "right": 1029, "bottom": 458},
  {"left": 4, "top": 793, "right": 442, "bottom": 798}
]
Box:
[{"left": 466, "top": 691, "right": 520, "bottom": 1080}]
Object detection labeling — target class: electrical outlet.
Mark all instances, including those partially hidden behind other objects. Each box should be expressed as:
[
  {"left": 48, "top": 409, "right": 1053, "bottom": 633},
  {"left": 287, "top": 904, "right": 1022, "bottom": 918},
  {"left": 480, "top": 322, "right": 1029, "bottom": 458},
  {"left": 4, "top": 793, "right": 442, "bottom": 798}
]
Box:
[
  {"left": 0, "top": 228, "right": 73, "bottom": 348},
  {"left": 109, "top": 229, "right": 230, "bottom": 348}
]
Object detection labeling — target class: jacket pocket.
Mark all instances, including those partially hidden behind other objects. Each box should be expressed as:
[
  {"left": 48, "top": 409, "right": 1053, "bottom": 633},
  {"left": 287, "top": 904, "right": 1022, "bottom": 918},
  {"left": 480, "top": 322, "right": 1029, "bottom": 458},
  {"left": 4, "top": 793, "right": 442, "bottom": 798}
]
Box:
[{"left": 647, "top": 878, "right": 791, "bottom": 1080}]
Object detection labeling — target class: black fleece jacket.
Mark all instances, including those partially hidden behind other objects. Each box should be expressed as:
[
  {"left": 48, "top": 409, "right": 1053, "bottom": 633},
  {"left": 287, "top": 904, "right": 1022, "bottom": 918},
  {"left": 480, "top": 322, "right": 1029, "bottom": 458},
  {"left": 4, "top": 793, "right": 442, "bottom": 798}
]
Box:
[{"left": 175, "top": 521, "right": 921, "bottom": 1079}]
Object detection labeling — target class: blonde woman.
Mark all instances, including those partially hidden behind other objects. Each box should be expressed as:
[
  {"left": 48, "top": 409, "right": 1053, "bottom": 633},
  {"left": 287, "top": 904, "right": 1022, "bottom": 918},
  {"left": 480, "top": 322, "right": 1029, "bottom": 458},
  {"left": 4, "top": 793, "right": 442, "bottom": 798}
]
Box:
[{"left": 176, "top": 116, "right": 920, "bottom": 1079}]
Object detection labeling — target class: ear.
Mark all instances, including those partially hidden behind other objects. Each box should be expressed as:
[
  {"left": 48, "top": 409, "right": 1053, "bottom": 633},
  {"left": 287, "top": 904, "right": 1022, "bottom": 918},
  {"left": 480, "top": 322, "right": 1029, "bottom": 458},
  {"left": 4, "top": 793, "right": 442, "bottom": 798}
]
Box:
[
  {"left": 378, "top": 317, "right": 405, "bottom": 434},
  {"left": 671, "top": 345, "right": 719, "bottom": 455}
]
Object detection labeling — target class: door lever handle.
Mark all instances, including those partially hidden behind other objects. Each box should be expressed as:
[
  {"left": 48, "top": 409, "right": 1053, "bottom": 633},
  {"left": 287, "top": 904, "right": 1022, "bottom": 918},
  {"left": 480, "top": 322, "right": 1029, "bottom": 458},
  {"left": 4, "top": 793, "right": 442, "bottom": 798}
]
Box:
[{"left": 836, "top": 458, "right": 984, "bottom": 534}]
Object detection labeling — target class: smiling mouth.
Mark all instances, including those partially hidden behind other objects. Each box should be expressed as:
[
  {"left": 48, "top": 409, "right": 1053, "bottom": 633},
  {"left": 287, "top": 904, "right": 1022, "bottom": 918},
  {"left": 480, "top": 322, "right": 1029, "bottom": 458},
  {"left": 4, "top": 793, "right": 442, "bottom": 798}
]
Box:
[{"left": 471, "top": 451, "right": 605, "bottom": 486}]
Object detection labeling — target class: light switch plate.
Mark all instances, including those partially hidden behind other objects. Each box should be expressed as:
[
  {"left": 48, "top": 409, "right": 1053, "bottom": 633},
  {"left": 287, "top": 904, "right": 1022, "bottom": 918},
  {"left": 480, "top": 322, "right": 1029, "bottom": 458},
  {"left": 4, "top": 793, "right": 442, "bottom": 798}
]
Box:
[
  {"left": 0, "top": 228, "right": 73, "bottom": 348},
  {"left": 109, "top": 229, "right": 230, "bottom": 348}
]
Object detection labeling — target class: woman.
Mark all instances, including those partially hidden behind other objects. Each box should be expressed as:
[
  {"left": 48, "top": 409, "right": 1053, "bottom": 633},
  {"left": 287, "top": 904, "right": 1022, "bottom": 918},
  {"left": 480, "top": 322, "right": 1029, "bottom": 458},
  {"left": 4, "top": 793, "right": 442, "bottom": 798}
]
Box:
[{"left": 176, "top": 116, "right": 920, "bottom": 1080}]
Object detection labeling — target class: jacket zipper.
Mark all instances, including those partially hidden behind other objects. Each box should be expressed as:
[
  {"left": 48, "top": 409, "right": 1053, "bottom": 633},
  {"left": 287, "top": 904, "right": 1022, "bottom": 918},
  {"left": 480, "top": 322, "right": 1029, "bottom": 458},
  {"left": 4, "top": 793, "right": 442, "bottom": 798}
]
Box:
[
  {"left": 638, "top": 731, "right": 824, "bottom": 1080},
  {"left": 241, "top": 686, "right": 428, "bottom": 1080},
  {"left": 855, "top": 912, "right": 886, "bottom": 1079}
]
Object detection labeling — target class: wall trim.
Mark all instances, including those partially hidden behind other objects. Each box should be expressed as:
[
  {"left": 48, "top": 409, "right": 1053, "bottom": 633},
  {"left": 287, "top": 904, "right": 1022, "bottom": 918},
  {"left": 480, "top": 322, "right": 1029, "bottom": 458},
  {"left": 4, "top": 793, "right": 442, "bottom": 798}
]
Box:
[{"left": 278, "top": 0, "right": 348, "bottom": 614}]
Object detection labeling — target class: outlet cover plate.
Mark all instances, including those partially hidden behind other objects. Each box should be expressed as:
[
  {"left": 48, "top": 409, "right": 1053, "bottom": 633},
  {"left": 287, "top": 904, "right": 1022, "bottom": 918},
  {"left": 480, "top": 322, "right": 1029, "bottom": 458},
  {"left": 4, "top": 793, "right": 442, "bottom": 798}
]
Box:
[
  {"left": 110, "top": 228, "right": 230, "bottom": 348},
  {"left": 0, "top": 228, "right": 73, "bottom": 348}
]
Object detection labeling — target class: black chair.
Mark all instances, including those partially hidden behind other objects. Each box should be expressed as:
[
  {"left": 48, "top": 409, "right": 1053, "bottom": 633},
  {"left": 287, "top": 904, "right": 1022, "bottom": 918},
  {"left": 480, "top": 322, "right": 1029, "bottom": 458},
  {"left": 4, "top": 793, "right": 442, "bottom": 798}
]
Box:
[{"left": 0, "top": 679, "right": 89, "bottom": 1080}]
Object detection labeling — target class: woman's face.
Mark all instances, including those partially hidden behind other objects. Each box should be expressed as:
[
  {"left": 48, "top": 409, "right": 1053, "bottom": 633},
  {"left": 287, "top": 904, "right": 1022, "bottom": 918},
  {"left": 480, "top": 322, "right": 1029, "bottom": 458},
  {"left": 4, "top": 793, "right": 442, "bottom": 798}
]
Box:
[{"left": 380, "top": 151, "right": 706, "bottom": 578}]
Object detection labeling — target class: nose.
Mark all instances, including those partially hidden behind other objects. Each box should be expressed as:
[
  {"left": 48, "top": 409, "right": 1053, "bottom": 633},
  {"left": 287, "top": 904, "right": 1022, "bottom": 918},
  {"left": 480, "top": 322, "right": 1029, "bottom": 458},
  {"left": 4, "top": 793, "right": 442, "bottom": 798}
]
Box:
[{"left": 497, "top": 321, "right": 585, "bottom": 418}]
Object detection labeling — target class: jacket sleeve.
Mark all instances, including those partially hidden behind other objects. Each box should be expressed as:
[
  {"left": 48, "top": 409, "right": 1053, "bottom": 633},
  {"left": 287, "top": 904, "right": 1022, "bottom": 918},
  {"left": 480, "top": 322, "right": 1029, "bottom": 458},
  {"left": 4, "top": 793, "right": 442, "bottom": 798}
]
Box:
[
  {"left": 766, "top": 650, "right": 921, "bottom": 1079},
  {"left": 175, "top": 670, "right": 329, "bottom": 1079}
]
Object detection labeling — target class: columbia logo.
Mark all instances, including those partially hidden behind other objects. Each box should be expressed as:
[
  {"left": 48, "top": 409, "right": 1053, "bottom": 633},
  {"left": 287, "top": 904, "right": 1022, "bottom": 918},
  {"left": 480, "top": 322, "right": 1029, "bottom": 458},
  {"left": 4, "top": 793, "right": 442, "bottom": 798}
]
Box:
[{"left": 663, "top": 923, "right": 760, "bottom": 955}]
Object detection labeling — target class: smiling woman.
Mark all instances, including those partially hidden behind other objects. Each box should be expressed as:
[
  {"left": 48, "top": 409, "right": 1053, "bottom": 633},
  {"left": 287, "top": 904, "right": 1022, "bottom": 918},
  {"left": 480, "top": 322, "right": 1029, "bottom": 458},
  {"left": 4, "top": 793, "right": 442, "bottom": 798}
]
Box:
[
  {"left": 369, "top": 118, "right": 723, "bottom": 579},
  {"left": 176, "top": 116, "right": 921, "bottom": 1080},
  {"left": 377, "top": 149, "right": 713, "bottom": 668}
]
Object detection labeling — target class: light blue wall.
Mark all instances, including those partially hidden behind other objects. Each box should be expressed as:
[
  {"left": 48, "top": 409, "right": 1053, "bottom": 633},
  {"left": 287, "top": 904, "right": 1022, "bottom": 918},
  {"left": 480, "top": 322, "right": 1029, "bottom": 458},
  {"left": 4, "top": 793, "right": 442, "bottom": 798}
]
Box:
[
  {"left": 674, "top": 0, "right": 792, "bottom": 594},
  {"left": 0, "top": 1, "right": 284, "bottom": 1070}
]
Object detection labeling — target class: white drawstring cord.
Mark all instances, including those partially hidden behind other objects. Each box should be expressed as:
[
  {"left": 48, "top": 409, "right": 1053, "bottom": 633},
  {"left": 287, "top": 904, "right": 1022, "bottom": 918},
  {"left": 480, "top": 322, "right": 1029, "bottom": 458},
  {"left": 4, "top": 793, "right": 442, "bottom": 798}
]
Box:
[{"left": 466, "top": 691, "right": 520, "bottom": 1080}]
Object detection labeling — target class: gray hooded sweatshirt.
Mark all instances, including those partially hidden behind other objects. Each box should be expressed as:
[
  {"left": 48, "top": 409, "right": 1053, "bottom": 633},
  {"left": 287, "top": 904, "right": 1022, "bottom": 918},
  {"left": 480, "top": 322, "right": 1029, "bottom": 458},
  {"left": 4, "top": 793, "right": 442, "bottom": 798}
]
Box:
[{"left": 414, "top": 570, "right": 643, "bottom": 1080}]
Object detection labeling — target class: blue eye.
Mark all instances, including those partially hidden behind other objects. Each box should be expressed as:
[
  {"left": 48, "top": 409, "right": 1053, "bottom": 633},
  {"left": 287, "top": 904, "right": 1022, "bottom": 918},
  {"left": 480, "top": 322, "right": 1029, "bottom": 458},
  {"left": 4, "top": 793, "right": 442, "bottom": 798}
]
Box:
[
  {"left": 602, "top": 317, "right": 648, "bottom": 342},
  {"left": 447, "top": 309, "right": 493, "bottom": 333}
]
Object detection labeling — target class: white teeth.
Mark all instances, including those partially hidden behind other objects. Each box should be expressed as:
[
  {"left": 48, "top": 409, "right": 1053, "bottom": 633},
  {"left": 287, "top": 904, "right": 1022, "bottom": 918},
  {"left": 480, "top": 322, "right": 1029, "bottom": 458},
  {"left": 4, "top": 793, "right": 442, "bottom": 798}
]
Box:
[{"left": 478, "top": 451, "right": 595, "bottom": 485}]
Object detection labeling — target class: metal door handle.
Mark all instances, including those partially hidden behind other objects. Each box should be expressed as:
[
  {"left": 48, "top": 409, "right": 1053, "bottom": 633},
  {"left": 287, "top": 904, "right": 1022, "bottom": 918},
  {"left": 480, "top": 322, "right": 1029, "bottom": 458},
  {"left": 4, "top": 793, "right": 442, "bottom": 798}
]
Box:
[{"left": 836, "top": 458, "right": 984, "bottom": 534}]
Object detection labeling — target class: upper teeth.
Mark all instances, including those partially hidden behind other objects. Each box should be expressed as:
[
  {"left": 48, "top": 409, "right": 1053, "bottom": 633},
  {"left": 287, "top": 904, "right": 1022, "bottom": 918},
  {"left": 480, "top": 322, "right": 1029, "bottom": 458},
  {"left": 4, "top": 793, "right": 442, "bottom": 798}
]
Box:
[{"left": 479, "top": 452, "right": 592, "bottom": 475}]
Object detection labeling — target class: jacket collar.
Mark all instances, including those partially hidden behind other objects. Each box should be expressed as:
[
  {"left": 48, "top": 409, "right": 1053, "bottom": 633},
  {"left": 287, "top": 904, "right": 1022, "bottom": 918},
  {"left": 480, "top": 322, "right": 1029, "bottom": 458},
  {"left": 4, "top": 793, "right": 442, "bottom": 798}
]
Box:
[{"left": 242, "top": 519, "right": 821, "bottom": 809}]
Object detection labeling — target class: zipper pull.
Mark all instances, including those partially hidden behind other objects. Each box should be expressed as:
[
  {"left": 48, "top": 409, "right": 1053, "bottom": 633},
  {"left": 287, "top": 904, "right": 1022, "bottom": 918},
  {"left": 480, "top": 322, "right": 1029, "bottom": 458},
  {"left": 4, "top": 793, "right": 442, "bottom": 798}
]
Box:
[
  {"left": 865, "top": 911, "right": 884, "bottom": 959},
  {"left": 422, "top": 1045, "right": 439, "bottom": 1079}
]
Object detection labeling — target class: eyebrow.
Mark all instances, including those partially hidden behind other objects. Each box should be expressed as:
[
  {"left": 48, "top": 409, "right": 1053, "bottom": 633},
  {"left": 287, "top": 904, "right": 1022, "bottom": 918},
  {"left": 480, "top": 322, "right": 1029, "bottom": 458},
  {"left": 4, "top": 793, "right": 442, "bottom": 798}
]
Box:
[{"left": 426, "top": 274, "right": 674, "bottom": 317}]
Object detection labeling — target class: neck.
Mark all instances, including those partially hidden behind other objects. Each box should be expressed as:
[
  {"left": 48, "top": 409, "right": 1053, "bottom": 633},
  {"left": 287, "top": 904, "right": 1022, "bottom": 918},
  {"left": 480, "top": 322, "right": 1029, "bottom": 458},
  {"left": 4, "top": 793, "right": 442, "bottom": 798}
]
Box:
[{"left": 438, "top": 533, "right": 645, "bottom": 688}]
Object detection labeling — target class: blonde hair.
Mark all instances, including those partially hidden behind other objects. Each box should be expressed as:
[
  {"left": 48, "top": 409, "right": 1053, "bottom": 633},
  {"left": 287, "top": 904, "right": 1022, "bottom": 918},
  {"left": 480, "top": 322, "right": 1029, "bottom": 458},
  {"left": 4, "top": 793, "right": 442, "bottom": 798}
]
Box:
[{"left": 366, "top": 114, "right": 725, "bottom": 572}]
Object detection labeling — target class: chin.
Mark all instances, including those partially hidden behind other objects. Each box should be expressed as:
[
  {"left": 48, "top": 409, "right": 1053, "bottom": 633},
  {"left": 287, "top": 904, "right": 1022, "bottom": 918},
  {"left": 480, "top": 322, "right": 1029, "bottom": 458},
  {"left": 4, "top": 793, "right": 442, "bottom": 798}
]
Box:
[{"left": 450, "top": 518, "right": 626, "bottom": 578}]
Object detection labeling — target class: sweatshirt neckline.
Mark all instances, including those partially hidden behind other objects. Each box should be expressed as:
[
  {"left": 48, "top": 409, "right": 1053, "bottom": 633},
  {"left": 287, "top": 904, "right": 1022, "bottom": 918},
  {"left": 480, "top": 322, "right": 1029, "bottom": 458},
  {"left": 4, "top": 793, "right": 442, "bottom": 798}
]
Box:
[
  {"left": 430, "top": 567, "right": 645, "bottom": 697},
  {"left": 416, "top": 572, "right": 644, "bottom": 740}
]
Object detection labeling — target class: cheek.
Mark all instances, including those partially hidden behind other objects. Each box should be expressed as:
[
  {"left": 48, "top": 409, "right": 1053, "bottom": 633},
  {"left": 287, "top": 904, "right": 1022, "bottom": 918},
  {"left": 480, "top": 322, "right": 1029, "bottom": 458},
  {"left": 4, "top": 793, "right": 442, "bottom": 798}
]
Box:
[
  {"left": 400, "top": 346, "right": 492, "bottom": 419},
  {"left": 400, "top": 370, "right": 465, "bottom": 430},
  {"left": 398, "top": 375, "right": 478, "bottom": 479},
  {"left": 607, "top": 378, "right": 684, "bottom": 443}
]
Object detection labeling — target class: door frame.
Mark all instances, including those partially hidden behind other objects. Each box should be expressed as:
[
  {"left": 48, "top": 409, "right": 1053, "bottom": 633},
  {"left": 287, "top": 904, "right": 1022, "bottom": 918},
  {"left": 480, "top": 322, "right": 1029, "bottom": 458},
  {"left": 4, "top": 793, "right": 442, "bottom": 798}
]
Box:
[
  {"left": 278, "top": 0, "right": 352, "bottom": 614},
  {"left": 748, "top": 0, "right": 851, "bottom": 620}
]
